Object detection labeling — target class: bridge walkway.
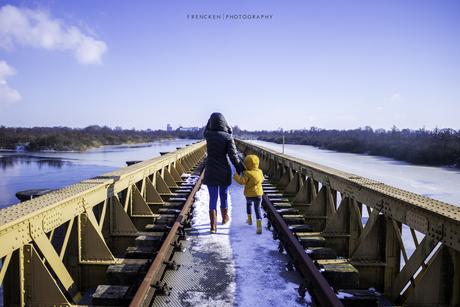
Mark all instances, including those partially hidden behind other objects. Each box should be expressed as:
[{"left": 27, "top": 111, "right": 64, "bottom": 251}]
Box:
[{"left": 151, "top": 178, "right": 307, "bottom": 306}]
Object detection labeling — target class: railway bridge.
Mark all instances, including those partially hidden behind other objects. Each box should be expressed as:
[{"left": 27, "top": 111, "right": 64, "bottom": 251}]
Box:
[{"left": 0, "top": 140, "right": 459, "bottom": 306}]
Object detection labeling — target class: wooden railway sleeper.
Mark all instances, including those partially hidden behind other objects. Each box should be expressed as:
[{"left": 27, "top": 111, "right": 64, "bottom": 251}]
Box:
[{"left": 91, "top": 161, "right": 206, "bottom": 306}]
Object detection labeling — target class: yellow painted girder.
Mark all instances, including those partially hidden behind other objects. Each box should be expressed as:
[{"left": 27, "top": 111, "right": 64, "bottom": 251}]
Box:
[
  {"left": 236, "top": 139, "right": 460, "bottom": 253},
  {"left": 0, "top": 142, "right": 205, "bottom": 259}
]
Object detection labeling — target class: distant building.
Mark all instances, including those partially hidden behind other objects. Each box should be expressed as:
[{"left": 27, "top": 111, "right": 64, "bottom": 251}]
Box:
[
  {"left": 179, "top": 125, "right": 199, "bottom": 131},
  {"left": 167, "top": 124, "right": 172, "bottom": 131}
]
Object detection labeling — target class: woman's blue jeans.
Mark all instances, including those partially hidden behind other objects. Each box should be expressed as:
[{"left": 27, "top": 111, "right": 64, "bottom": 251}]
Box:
[
  {"left": 246, "top": 196, "right": 262, "bottom": 220},
  {"left": 208, "top": 185, "right": 229, "bottom": 210}
]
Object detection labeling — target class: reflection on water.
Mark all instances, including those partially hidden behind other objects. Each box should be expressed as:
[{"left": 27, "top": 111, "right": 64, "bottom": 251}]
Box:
[{"left": 0, "top": 154, "right": 75, "bottom": 170}]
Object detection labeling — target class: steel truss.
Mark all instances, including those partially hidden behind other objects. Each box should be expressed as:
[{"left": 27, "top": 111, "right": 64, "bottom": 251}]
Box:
[
  {"left": 0, "top": 142, "right": 206, "bottom": 307},
  {"left": 236, "top": 139, "right": 460, "bottom": 307}
]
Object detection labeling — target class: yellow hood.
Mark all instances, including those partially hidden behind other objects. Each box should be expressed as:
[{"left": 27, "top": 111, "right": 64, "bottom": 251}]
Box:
[{"left": 244, "top": 155, "right": 259, "bottom": 171}]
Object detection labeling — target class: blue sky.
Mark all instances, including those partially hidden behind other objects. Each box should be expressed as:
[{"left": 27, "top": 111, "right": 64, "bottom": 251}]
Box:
[{"left": 0, "top": 0, "right": 459, "bottom": 131}]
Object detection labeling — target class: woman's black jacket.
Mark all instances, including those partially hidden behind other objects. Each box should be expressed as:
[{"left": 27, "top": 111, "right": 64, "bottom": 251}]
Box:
[{"left": 203, "top": 113, "right": 245, "bottom": 186}]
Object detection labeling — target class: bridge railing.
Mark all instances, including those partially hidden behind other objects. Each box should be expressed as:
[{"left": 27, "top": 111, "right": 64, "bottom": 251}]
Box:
[
  {"left": 0, "top": 141, "right": 206, "bottom": 307},
  {"left": 236, "top": 139, "right": 460, "bottom": 306}
]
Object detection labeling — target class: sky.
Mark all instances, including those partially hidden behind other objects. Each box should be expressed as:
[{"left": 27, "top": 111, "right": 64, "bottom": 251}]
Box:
[{"left": 0, "top": 0, "right": 459, "bottom": 132}]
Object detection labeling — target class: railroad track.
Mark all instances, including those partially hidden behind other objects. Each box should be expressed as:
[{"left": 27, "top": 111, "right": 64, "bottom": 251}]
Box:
[
  {"left": 80, "top": 150, "right": 391, "bottom": 307},
  {"left": 79, "top": 159, "right": 205, "bottom": 306},
  {"left": 262, "top": 183, "right": 390, "bottom": 307}
]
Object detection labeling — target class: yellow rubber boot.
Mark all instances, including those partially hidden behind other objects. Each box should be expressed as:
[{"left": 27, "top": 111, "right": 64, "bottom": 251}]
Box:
[
  {"left": 246, "top": 214, "right": 252, "bottom": 225},
  {"left": 256, "top": 219, "right": 262, "bottom": 234}
]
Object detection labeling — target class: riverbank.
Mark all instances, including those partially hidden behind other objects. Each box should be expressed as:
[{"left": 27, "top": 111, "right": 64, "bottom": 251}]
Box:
[
  {"left": 252, "top": 127, "right": 460, "bottom": 168},
  {"left": 0, "top": 125, "right": 204, "bottom": 152}
]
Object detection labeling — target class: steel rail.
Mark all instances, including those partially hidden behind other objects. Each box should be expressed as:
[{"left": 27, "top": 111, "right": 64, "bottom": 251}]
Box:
[
  {"left": 129, "top": 170, "right": 204, "bottom": 307},
  {"left": 263, "top": 193, "right": 344, "bottom": 307}
]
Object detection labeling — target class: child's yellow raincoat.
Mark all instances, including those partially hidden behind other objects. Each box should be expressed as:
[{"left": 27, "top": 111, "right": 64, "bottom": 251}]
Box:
[{"left": 233, "top": 155, "right": 264, "bottom": 197}]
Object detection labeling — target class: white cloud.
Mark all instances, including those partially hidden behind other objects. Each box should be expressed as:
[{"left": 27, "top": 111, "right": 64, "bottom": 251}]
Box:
[
  {"left": 391, "top": 94, "right": 402, "bottom": 102},
  {"left": 0, "top": 60, "right": 22, "bottom": 109},
  {"left": 394, "top": 113, "right": 406, "bottom": 118},
  {"left": 375, "top": 106, "right": 383, "bottom": 111},
  {"left": 0, "top": 4, "right": 107, "bottom": 65}
]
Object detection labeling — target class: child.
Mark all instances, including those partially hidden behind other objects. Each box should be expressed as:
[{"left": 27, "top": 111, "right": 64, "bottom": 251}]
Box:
[{"left": 233, "top": 155, "right": 264, "bottom": 234}]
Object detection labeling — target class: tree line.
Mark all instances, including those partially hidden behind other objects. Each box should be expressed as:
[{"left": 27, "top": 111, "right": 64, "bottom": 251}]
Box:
[
  {"left": 0, "top": 125, "right": 204, "bottom": 151},
  {"left": 233, "top": 126, "right": 460, "bottom": 168},
  {"left": 2, "top": 124, "right": 459, "bottom": 168}
]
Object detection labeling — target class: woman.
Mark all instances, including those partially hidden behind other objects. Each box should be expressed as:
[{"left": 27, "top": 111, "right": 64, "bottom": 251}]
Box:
[{"left": 203, "top": 113, "right": 245, "bottom": 233}]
